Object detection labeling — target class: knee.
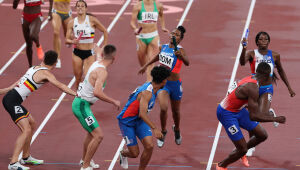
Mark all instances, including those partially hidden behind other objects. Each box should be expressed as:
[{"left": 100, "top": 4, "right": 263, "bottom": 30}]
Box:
[
  {"left": 144, "top": 143, "right": 154, "bottom": 152},
  {"left": 160, "top": 106, "right": 168, "bottom": 114},
  {"left": 23, "top": 127, "right": 32, "bottom": 136},
  {"left": 53, "top": 30, "right": 60, "bottom": 37},
  {"left": 237, "top": 146, "right": 248, "bottom": 156},
  {"left": 259, "top": 132, "right": 268, "bottom": 142},
  {"left": 26, "top": 41, "right": 33, "bottom": 48},
  {"left": 93, "top": 133, "right": 103, "bottom": 143},
  {"left": 29, "top": 34, "right": 38, "bottom": 41},
  {"left": 172, "top": 109, "right": 180, "bottom": 116},
  {"left": 130, "top": 149, "right": 140, "bottom": 158}
]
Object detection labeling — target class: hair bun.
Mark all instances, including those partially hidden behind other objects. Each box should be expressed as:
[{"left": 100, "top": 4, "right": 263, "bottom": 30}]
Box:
[{"left": 177, "top": 26, "right": 186, "bottom": 34}]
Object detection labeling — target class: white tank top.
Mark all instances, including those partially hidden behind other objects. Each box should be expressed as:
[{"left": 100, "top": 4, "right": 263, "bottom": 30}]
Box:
[
  {"left": 77, "top": 61, "right": 106, "bottom": 104},
  {"left": 73, "top": 15, "right": 95, "bottom": 44},
  {"left": 15, "top": 66, "right": 48, "bottom": 101},
  {"left": 252, "top": 49, "right": 275, "bottom": 76}
]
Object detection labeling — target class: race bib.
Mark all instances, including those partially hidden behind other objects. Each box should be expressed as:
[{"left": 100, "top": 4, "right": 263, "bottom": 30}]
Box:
[
  {"left": 141, "top": 12, "right": 158, "bottom": 23},
  {"left": 159, "top": 53, "right": 174, "bottom": 69},
  {"left": 228, "top": 125, "right": 239, "bottom": 135},
  {"left": 85, "top": 116, "right": 95, "bottom": 126},
  {"left": 227, "top": 81, "right": 238, "bottom": 95},
  {"left": 14, "top": 106, "right": 24, "bottom": 114},
  {"left": 26, "top": 0, "right": 40, "bottom": 3}
]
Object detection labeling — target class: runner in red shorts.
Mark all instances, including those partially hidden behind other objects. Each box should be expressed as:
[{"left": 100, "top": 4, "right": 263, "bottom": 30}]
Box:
[{"left": 13, "top": 0, "right": 53, "bottom": 67}]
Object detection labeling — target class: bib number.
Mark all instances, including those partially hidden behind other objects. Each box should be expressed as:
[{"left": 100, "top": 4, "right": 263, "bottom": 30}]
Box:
[
  {"left": 159, "top": 53, "right": 174, "bottom": 69},
  {"left": 227, "top": 81, "right": 238, "bottom": 95},
  {"left": 85, "top": 116, "right": 95, "bottom": 126},
  {"left": 228, "top": 125, "right": 239, "bottom": 135},
  {"left": 14, "top": 106, "right": 24, "bottom": 114},
  {"left": 26, "top": 0, "right": 40, "bottom": 3},
  {"left": 141, "top": 12, "right": 158, "bottom": 23}
]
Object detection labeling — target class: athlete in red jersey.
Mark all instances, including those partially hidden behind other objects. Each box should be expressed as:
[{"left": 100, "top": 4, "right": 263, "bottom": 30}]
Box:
[
  {"left": 139, "top": 26, "right": 189, "bottom": 147},
  {"left": 13, "top": 0, "right": 53, "bottom": 67},
  {"left": 216, "top": 62, "right": 286, "bottom": 170}
]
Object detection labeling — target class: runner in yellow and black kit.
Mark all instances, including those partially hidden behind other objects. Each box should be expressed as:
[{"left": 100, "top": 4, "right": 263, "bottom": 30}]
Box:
[
  {"left": 51, "top": 0, "right": 72, "bottom": 68},
  {"left": 131, "top": 0, "right": 169, "bottom": 82}
]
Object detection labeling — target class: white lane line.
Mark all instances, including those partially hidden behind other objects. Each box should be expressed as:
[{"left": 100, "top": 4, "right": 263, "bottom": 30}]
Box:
[
  {"left": 107, "top": 0, "right": 194, "bottom": 170},
  {"left": 205, "top": 0, "right": 257, "bottom": 170},
  {"left": 17, "top": 0, "right": 131, "bottom": 160},
  {"left": 0, "top": 18, "right": 49, "bottom": 75},
  {"left": 177, "top": 0, "right": 194, "bottom": 26}
]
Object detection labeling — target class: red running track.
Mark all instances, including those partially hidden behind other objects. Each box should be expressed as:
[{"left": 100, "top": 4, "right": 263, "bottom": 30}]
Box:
[{"left": 0, "top": 0, "right": 299, "bottom": 170}]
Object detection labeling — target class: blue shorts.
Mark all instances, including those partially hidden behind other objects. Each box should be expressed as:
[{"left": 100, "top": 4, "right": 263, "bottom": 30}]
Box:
[
  {"left": 217, "top": 105, "right": 259, "bottom": 141},
  {"left": 118, "top": 119, "right": 152, "bottom": 146},
  {"left": 259, "top": 84, "right": 273, "bottom": 96},
  {"left": 158, "top": 80, "right": 182, "bottom": 100}
]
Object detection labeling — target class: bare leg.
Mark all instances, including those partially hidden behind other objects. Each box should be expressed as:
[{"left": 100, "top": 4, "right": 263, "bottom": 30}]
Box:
[
  {"left": 170, "top": 99, "right": 181, "bottom": 131},
  {"left": 83, "top": 55, "right": 96, "bottom": 76},
  {"left": 136, "top": 38, "right": 148, "bottom": 81},
  {"left": 219, "top": 124, "right": 268, "bottom": 168},
  {"left": 246, "top": 124, "right": 268, "bottom": 149},
  {"left": 63, "top": 16, "right": 72, "bottom": 37},
  {"left": 22, "top": 21, "right": 33, "bottom": 67},
  {"left": 138, "top": 136, "right": 154, "bottom": 170},
  {"left": 158, "top": 90, "right": 169, "bottom": 132},
  {"left": 248, "top": 93, "right": 271, "bottom": 140},
  {"left": 22, "top": 114, "right": 36, "bottom": 158},
  {"left": 11, "top": 118, "right": 32, "bottom": 163},
  {"left": 145, "top": 36, "right": 160, "bottom": 82},
  {"left": 52, "top": 13, "right": 62, "bottom": 59},
  {"left": 218, "top": 137, "right": 248, "bottom": 168},
  {"left": 82, "top": 132, "right": 93, "bottom": 161},
  {"left": 29, "top": 17, "right": 42, "bottom": 47},
  {"left": 72, "top": 54, "right": 84, "bottom": 90},
  {"left": 82, "top": 127, "right": 103, "bottom": 168}
]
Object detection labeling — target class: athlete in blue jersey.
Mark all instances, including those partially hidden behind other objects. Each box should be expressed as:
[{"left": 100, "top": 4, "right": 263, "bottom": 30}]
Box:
[
  {"left": 139, "top": 26, "right": 189, "bottom": 148},
  {"left": 118, "top": 66, "right": 170, "bottom": 170},
  {"left": 239, "top": 31, "right": 295, "bottom": 156}
]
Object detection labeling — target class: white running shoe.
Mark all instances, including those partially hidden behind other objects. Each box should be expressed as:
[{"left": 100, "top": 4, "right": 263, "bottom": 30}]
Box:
[
  {"left": 8, "top": 161, "right": 30, "bottom": 170},
  {"left": 246, "top": 147, "right": 255, "bottom": 157},
  {"left": 80, "top": 166, "right": 93, "bottom": 170},
  {"left": 20, "top": 155, "right": 44, "bottom": 165},
  {"left": 157, "top": 130, "right": 167, "bottom": 148},
  {"left": 119, "top": 151, "right": 128, "bottom": 169},
  {"left": 55, "top": 59, "right": 61, "bottom": 68},
  {"left": 79, "top": 159, "right": 99, "bottom": 169},
  {"left": 270, "top": 108, "right": 279, "bottom": 127}
]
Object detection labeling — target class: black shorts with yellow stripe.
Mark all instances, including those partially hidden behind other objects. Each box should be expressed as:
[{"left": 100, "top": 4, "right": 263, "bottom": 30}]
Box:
[{"left": 2, "top": 89, "right": 29, "bottom": 123}]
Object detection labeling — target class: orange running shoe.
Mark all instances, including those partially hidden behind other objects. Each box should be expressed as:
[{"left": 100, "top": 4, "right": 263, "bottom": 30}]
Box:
[
  {"left": 241, "top": 155, "right": 250, "bottom": 167},
  {"left": 37, "top": 45, "right": 44, "bottom": 60},
  {"left": 216, "top": 164, "right": 227, "bottom": 170}
]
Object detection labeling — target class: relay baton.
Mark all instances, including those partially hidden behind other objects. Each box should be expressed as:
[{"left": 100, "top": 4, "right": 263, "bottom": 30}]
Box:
[
  {"left": 172, "top": 36, "right": 178, "bottom": 51},
  {"left": 74, "top": 32, "right": 83, "bottom": 48},
  {"left": 242, "top": 28, "right": 249, "bottom": 46},
  {"left": 137, "top": 27, "right": 143, "bottom": 34}
]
